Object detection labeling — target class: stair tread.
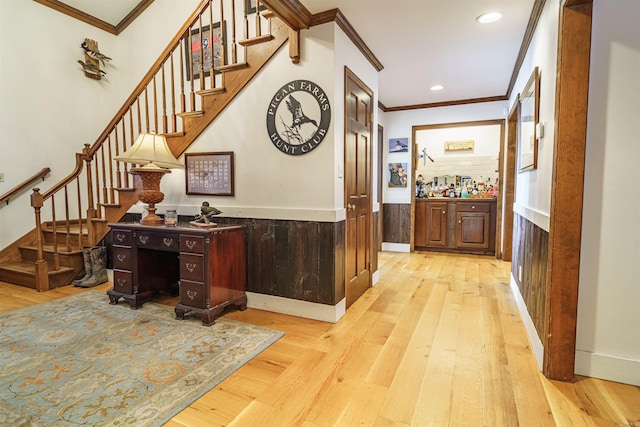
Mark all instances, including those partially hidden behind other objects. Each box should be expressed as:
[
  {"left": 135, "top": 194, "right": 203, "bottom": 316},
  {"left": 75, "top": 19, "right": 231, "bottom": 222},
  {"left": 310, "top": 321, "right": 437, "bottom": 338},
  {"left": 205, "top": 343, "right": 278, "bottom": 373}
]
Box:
[
  {"left": 18, "top": 243, "right": 83, "bottom": 254},
  {"left": 216, "top": 62, "right": 248, "bottom": 73},
  {"left": 0, "top": 260, "right": 74, "bottom": 275},
  {"left": 239, "top": 34, "right": 274, "bottom": 47},
  {"left": 196, "top": 87, "right": 225, "bottom": 96}
]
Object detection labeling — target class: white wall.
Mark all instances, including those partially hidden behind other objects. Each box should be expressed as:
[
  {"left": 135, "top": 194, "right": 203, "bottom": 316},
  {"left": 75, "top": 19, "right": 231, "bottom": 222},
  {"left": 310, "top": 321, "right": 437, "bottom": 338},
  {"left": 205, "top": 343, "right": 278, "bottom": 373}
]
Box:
[
  {"left": 0, "top": 0, "right": 198, "bottom": 249},
  {"left": 576, "top": 0, "right": 640, "bottom": 386},
  {"left": 507, "top": 0, "right": 559, "bottom": 232}
]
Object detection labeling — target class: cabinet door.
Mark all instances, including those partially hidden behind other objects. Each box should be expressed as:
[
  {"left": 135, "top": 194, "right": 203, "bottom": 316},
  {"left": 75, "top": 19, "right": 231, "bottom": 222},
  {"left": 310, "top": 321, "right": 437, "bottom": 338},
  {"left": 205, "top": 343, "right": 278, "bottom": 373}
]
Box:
[
  {"left": 426, "top": 203, "right": 448, "bottom": 247},
  {"left": 456, "top": 211, "right": 490, "bottom": 249}
]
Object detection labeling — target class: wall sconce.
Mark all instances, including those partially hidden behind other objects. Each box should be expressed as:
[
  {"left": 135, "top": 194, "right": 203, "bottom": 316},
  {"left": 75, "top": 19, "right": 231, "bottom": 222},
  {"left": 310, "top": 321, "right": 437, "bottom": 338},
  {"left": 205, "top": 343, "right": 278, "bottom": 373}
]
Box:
[{"left": 115, "top": 132, "right": 183, "bottom": 225}]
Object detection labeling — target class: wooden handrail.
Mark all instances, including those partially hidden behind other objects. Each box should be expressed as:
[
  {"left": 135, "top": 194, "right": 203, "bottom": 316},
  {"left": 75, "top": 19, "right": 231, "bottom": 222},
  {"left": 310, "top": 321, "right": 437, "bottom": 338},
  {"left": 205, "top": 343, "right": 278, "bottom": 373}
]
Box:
[{"left": 0, "top": 167, "right": 51, "bottom": 205}]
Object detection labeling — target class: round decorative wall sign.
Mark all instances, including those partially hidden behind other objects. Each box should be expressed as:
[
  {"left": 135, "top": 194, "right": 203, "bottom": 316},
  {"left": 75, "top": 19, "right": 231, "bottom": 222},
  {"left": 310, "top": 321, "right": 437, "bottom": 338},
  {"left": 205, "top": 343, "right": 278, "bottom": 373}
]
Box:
[{"left": 266, "top": 80, "right": 331, "bottom": 155}]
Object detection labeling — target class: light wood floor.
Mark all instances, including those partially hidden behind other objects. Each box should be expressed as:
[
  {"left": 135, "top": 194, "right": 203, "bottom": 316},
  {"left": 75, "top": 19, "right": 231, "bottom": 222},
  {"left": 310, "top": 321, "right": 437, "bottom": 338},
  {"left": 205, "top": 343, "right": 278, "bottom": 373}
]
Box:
[{"left": 1, "top": 251, "right": 639, "bottom": 426}]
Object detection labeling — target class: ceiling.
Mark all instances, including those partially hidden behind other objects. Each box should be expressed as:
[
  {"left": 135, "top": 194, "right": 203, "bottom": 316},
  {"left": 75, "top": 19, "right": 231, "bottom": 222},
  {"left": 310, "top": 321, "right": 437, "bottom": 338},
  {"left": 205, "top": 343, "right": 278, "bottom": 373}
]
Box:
[{"left": 45, "top": 0, "right": 536, "bottom": 109}]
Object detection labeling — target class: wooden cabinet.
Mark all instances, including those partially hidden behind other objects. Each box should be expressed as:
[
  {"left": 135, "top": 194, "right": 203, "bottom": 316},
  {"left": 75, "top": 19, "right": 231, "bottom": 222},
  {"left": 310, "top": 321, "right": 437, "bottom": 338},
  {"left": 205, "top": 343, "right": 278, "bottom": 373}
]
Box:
[
  {"left": 415, "top": 199, "right": 496, "bottom": 255},
  {"left": 415, "top": 201, "right": 448, "bottom": 247},
  {"left": 107, "top": 223, "right": 247, "bottom": 326}
]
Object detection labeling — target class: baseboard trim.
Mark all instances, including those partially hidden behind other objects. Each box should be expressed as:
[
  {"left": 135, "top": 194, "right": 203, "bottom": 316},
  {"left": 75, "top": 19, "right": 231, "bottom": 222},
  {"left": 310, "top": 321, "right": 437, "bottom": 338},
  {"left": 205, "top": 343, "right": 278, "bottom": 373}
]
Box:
[
  {"left": 381, "top": 242, "right": 410, "bottom": 252},
  {"left": 246, "top": 292, "right": 345, "bottom": 323},
  {"left": 575, "top": 350, "right": 640, "bottom": 386},
  {"left": 510, "top": 273, "right": 544, "bottom": 370}
]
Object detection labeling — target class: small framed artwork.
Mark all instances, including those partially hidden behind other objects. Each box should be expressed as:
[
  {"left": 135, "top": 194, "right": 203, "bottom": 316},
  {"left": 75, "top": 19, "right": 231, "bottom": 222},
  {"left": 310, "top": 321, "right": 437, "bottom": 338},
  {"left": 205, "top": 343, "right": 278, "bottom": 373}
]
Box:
[
  {"left": 388, "top": 162, "right": 408, "bottom": 188},
  {"left": 184, "top": 22, "right": 225, "bottom": 81},
  {"left": 245, "top": 0, "right": 267, "bottom": 14},
  {"left": 518, "top": 67, "right": 540, "bottom": 172},
  {"left": 185, "top": 152, "right": 234, "bottom": 196},
  {"left": 389, "top": 138, "right": 409, "bottom": 153}
]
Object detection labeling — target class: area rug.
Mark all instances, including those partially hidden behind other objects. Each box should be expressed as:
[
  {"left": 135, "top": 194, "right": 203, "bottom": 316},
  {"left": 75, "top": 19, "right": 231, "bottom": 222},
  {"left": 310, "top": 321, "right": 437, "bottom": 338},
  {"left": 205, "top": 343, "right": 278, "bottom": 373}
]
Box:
[{"left": 0, "top": 291, "right": 284, "bottom": 426}]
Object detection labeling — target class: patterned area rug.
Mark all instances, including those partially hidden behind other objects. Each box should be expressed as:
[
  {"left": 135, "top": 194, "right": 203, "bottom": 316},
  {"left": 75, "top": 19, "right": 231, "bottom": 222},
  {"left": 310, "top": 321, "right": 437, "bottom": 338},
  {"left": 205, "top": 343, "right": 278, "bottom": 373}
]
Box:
[{"left": 0, "top": 291, "right": 283, "bottom": 426}]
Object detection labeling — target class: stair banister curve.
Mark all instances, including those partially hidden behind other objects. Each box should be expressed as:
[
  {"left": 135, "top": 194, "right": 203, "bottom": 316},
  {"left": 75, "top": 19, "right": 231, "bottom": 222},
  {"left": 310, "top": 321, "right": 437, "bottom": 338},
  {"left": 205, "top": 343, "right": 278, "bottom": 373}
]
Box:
[{"left": 17, "top": 0, "right": 285, "bottom": 291}]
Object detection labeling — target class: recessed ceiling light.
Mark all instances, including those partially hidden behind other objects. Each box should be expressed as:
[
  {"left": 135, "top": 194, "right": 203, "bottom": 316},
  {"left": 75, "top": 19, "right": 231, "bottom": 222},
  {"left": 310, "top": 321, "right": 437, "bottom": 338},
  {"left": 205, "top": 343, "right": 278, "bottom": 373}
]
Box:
[
  {"left": 430, "top": 84, "right": 444, "bottom": 91},
  {"left": 477, "top": 12, "right": 502, "bottom": 24}
]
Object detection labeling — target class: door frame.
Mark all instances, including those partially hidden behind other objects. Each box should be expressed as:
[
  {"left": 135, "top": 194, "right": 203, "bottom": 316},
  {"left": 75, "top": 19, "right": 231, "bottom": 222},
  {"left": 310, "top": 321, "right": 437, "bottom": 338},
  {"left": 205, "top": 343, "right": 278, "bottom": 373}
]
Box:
[{"left": 410, "top": 119, "right": 507, "bottom": 256}]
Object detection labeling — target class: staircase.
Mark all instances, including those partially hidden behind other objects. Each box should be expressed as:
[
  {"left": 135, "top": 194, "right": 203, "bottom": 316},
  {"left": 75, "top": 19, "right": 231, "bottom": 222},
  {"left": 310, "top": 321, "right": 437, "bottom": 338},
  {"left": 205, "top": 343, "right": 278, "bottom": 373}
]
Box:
[{"left": 0, "top": 0, "right": 290, "bottom": 291}]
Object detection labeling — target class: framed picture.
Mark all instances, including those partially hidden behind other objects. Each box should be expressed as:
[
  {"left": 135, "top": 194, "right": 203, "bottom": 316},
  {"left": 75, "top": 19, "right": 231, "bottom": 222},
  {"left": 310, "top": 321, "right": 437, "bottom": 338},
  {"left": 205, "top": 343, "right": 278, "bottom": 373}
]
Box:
[
  {"left": 518, "top": 67, "right": 539, "bottom": 172},
  {"left": 184, "top": 22, "right": 225, "bottom": 81},
  {"left": 389, "top": 138, "right": 409, "bottom": 153},
  {"left": 185, "top": 152, "right": 234, "bottom": 196},
  {"left": 245, "top": 0, "right": 267, "bottom": 14},
  {"left": 388, "top": 162, "right": 408, "bottom": 188}
]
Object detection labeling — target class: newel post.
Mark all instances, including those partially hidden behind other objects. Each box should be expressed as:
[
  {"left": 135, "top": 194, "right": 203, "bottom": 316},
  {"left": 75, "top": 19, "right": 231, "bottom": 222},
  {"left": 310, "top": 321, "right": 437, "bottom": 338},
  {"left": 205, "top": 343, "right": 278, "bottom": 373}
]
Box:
[
  {"left": 31, "top": 188, "right": 50, "bottom": 292},
  {"left": 83, "top": 144, "right": 97, "bottom": 221}
]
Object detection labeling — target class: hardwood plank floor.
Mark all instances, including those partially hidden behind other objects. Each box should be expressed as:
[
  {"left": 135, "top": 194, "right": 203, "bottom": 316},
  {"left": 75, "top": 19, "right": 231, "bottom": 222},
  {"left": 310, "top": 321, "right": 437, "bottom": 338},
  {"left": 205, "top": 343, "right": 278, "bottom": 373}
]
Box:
[{"left": 1, "top": 251, "right": 638, "bottom": 426}]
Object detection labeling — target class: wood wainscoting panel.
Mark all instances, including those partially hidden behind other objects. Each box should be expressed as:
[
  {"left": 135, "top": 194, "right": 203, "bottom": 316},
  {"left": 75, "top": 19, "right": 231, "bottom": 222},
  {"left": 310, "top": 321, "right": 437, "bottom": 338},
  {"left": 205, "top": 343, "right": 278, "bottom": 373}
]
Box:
[
  {"left": 382, "top": 203, "right": 411, "bottom": 244},
  {"left": 214, "top": 217, "right": 344, "bottom": 306},
  {"left": 511, "top": 212, "right": 549, "bottom": 342}
]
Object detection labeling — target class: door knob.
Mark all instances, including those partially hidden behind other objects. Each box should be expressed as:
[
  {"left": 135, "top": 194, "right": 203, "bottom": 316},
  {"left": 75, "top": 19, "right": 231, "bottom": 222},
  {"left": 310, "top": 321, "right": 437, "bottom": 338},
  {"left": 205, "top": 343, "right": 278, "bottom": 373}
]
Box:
[{"left": 347, "top": 204, "right": 355, "bottom": 211}]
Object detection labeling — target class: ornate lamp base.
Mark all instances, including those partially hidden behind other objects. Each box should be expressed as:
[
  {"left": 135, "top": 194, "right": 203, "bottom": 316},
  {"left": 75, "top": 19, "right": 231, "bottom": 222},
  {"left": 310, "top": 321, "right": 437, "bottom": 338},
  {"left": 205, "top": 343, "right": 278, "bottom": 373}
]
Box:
[{"left": 130, "top": 163, "right": 171, "bottom": 226}]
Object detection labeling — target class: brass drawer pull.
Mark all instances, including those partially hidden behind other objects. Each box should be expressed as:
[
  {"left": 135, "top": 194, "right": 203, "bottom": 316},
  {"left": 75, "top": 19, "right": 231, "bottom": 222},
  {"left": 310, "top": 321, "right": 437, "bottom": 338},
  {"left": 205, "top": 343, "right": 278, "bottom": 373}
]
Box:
[
  {"left": 185, "top": 240, "right": 197, "bottom": 250},
  {"left": 163, "top": 237, "right": 174, "bottom": 247},
  {"left": 116, "top": 233, "right": 126, "bottom": 242},
  {"left": 116, "top": 278, "right": 127, "bottom": 287},
  {"left": 185, "top": 263, "right": 198, "bottom": 273},
  {"left": 116, "top": 254, "right": 127, "bottom": 262},
  {"left": 186, "top": 290, "right": 198, "bottom": 300},
  {"left": 139, "top": 236, "right": 149, "bottom": 245}
]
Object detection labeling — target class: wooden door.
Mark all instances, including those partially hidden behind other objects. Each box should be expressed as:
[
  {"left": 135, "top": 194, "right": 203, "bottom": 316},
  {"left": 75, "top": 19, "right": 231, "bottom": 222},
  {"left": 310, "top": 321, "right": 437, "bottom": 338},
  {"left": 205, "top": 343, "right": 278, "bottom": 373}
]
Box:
[{"left": 345, "top": 68, "right": 373, "bottom": 308}]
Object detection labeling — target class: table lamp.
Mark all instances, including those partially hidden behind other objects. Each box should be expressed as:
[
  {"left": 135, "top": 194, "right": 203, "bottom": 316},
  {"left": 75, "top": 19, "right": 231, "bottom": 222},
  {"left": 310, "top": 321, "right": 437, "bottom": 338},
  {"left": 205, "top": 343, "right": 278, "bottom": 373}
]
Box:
[{"left": 115, "top": 132, "right": 183, "bottom": 225}]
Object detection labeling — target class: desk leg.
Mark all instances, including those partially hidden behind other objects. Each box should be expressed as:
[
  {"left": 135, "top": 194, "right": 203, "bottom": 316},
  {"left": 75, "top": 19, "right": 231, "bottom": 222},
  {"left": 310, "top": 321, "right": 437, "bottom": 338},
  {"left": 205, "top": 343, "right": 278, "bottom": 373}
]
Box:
[
  {"left": 175, "top": 294, "right": 247, "bottom": 326},
  {"left": 107, "top": 289, "right": 151, "bottom": 309}
]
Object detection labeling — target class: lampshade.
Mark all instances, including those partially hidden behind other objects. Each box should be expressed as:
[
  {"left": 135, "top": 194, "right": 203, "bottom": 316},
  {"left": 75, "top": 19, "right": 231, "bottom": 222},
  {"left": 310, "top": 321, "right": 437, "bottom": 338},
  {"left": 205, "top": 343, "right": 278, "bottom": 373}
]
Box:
[
  {"left": 115, "top": 132, "right": 183, "bottom": 169},
  {"left": 115, "top": 132, "right": 182, "bottom": 226}
]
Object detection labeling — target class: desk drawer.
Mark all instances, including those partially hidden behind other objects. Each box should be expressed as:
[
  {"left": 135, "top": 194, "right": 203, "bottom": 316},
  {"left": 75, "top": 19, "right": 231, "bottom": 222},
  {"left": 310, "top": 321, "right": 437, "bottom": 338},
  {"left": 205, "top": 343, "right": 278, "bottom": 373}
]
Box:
[
  {"left": 179, "top": 280, "right": 206, "bottom": 308},
  {"left": 456, "top": 202, "right": 491, "bottom": 213},
  {"left": 112, "top": 246, "right": 133, "bottom": 270},
  {"left": 180, "top": 235, "right": 205, "bottom": 253},
  {"left": 135, "top": 232, "right": 179, "bottom": 251},
  {"left": 113, "top": 270, "right": 133, "bottom": 293},
  {"left": 180, "top": 253, "right": 205, "bottom": 282},
  {"left": 112, "top": 230, "right": 132, "bottom": 245}
]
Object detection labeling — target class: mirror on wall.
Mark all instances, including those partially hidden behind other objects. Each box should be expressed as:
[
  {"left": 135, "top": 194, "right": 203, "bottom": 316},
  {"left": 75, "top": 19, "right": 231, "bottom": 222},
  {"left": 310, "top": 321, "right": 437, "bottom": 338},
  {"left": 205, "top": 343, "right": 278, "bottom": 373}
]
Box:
[{"left": 414, "top": 121, "right": 502, "bottom": 198}]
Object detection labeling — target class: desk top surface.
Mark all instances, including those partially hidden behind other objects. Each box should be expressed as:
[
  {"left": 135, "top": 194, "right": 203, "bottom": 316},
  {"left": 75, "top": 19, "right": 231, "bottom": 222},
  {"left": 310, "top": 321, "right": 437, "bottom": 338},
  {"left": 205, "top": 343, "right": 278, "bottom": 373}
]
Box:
[{"left": 108, "top": 222, "right": 245, "bottom": 234}]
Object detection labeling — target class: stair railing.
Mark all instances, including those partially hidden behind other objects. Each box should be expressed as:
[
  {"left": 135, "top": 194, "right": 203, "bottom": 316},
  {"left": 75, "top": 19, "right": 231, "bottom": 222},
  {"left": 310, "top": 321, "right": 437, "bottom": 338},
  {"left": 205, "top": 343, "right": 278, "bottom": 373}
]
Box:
[
  {"left": 29, "top": 0, "right": 272, "bottom": 291},
  {"left": 0, "top": 167, "right": 51, "bottom": 206}
]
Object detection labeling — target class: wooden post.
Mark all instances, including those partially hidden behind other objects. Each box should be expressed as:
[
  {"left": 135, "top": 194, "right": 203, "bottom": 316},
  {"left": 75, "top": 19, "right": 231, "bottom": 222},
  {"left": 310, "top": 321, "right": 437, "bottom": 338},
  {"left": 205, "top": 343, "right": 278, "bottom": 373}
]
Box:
[
  {"left": 543, "top": 0, "right": 593, "bottom": 381},
  {"left": 31, "top": 188, "right": 50, "bottom": 292}
]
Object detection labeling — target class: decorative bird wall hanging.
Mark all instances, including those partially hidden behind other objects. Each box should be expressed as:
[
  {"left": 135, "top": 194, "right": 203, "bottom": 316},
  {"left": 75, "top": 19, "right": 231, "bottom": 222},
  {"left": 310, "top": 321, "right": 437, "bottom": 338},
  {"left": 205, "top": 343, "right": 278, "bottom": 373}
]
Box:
[
  {"left": 78, "top": 38, "right": 111, "bottom": 80},
  {"left": 77, "top": 60, "right": 106, "bottom": 77},
  {"left": 81, "top": 41, "right": 112, "bottom": 65}
]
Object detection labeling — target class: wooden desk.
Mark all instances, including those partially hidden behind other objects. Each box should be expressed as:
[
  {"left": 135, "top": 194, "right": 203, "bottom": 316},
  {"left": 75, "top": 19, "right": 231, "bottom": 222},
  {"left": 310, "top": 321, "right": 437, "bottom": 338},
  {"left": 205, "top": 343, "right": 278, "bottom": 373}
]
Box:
[{"left": 107, "top": 222, "right": 247, "bottom": 326}]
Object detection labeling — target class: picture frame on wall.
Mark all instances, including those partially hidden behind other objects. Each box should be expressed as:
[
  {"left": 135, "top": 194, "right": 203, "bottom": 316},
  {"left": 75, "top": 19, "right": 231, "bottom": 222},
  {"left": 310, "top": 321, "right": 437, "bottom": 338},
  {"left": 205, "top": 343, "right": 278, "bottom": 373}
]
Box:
[
  {"left": 185, "top": 152, "right": 234, "bottom": 196},
  {"left": 389, "top": 138, "right": 409, "bottom": 153},
  {"left": 184, "top": 22, "right": 225, "bottom": 81},
  {"left": 388, "top": 162, "right": 408, "bottom": 188},
  {"left": 518, "top": 67, "right": 540, "bottom": 172}
]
